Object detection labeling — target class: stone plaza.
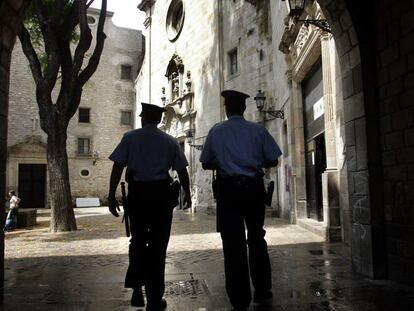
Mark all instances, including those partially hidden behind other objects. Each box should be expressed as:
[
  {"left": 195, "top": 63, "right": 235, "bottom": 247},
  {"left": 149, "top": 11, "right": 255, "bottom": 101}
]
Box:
[
  {"left": 2, "top": 0, "right": 414, "bottom": 308},
  {"left": 3, "top": 207, "right": 414, "bottom": 310}
]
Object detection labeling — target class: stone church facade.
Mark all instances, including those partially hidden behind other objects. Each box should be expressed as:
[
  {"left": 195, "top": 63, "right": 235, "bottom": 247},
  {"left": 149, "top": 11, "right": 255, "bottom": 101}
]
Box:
[
  {"left": 6, "top": 8, "right": 144, "bottom": 207},
  {"left": 136, "top": 0, "right": 350, "bottom": 244},
  {"left": 136, "top": 0, "right": 293, "bottom": 215}
]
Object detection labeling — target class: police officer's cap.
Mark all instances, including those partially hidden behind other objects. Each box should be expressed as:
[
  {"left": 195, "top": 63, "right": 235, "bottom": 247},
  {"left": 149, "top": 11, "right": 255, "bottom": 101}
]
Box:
[
  {"left": 221, "top": 90, "right": 249, "bottom": 110},
  {"left": 221, "top": 90, "right": 250, "bottom": 101},
  {"left": 139, "top": 103, "right": 166, "bottom": 118}
]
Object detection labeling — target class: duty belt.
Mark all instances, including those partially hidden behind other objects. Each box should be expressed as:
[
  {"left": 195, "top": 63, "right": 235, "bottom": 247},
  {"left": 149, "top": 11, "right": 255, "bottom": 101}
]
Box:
[{"left": 217, "top": 173, "right": 262, "bottom": 183}]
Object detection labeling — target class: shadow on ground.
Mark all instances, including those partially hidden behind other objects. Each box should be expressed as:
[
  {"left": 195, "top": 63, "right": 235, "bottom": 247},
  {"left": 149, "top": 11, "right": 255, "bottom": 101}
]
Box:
[{"left": 3, "top": 242, "right": 414, "bottom": 311}]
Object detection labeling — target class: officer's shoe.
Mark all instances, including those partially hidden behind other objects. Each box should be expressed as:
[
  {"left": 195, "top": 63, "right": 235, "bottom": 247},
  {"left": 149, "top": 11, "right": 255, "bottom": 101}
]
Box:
[
  {"left": 253, "top": 290, "right": 273, "bottom": 303},
  {"left": 131, "top": 287, "right": 145, "bottom": 307},
  {"left": 146, "top": 298, "right": 167, "bottom": 311}
]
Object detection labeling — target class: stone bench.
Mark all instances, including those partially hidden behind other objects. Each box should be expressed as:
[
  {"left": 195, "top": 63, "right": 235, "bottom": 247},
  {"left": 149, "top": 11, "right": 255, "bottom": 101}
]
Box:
[{"left": 17, "top": 208, "right": 37, "bottom": 228}]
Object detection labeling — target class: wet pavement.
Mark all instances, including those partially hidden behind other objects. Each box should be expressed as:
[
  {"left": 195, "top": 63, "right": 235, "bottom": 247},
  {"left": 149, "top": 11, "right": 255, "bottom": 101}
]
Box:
[{"left": 3, "top": 207, "right": 414, "bottom": 310}]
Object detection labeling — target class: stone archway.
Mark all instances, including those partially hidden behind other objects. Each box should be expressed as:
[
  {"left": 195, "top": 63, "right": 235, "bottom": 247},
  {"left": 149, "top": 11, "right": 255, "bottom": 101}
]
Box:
[
  {"left": 314, "top": 0, "right": 386, "bottom": 278},
  {"left": 279, "top": 0, "right": 387, "bottom": 279}
]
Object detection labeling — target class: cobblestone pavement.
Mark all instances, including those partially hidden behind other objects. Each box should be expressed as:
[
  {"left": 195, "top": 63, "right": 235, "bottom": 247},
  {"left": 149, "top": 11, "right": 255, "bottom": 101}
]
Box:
[{"left": 3, "top": 207, "right": 414, "bottom": 310}]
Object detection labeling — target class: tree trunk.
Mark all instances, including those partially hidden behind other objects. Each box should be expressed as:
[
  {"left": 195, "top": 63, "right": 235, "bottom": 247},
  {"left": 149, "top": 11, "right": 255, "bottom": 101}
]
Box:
[{"left": 47, "top": 130, "right": 77, "bottom": 232}]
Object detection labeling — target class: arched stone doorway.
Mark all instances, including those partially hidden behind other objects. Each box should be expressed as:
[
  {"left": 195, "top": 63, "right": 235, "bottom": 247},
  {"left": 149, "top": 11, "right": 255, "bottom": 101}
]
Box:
[
  {"left": 279, "top": 0, "right": 414, "bottom": 281},
  {"left": 316, "top": 0, "right": 387, "bottom": 280}
]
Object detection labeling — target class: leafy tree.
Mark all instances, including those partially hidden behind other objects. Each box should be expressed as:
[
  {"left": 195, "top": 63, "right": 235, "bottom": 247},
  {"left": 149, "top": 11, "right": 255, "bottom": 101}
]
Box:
[{"left": 17, "top": 0, "right": 107, "bottom": 231}]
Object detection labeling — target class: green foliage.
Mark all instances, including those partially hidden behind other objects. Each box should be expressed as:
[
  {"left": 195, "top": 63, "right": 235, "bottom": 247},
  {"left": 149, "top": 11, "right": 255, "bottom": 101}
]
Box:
[{"left": 23, "top": 0, "right": 81, "bottom": 72}]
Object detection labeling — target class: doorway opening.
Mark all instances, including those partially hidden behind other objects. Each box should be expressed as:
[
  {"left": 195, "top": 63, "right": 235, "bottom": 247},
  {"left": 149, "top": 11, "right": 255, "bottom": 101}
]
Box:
[
  {"left": 305, "top": 133, "right": 327, "bottom": 221},
  {"left": 18, "top": 164, "right": 47, "bottom": 208}
]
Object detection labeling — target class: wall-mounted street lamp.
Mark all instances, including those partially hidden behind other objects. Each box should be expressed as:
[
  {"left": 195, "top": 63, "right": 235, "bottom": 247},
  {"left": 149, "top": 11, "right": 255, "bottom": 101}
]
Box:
[
  {"left": 92, "top": 151, "right": 99, "bottom": 166},
  {"left": 254, "top": 90, "right": 284, "bottom": 120},
  {"left": 185, "top": 129, "right": 203, "bottom": 151},
  {"left": 282, "top": 0, "right": 332, "bottom": 33}
]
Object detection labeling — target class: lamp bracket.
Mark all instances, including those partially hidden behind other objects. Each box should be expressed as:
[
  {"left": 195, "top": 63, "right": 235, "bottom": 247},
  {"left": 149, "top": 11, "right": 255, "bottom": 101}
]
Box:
[
  {"left": 297, "top": 19, "right": 332, "bottom": 33},
  {"left": 188, "top": 143, "right": 203, "bottom": 151},
  {"left": 262, "top": 110, "right": 285, "bottom": 119}
]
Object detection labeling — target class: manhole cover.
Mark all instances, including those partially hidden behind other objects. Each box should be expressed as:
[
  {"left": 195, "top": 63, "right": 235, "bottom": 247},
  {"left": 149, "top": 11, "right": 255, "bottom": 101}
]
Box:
[
  {"left": 165, "top": 279, "right": 209, "bottom": 297},
  {"left": 309, "top": 250, "right": 324, "bottom": 255}
]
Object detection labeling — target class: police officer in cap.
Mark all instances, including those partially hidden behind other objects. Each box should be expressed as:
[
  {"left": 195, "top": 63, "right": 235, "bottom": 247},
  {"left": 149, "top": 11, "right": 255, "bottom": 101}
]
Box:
[
  {"left": 108, "top": 103, "right": 192, "bottom": 310},
  {"left": 200, "top": 90, "right": 282, "bottom": 311}
]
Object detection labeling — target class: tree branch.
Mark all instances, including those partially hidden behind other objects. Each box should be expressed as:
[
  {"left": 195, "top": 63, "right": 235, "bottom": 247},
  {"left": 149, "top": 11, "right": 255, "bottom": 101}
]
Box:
[
  {"left": 68, "top": 0, "right": 107, "bottom": 118},
  {"left": 32, "top": 0, "right": 61, "bottom": 92},
  {"left": 51, "top": 0, "right": 67, "bottom": 25},
  {"left": 78, "top": 0, "right": 107, "bottom": 86},
  {"left": 86, "top": 0, "right": 95, "bottom": 8},
  {"left": 17, "top": 23, "right": 44, "bottom": 86},
  {"left": 59, "top": 0, "right": 82, "bottom": 41},
  {"left": 71, "top": 0, "right": 92, "bottom": 84},
  {"left": 18, "top": 22, "right": 54, "bottom": 133},
  {"left": 56, "top": 38, "right": 73, "bottom": 107}
]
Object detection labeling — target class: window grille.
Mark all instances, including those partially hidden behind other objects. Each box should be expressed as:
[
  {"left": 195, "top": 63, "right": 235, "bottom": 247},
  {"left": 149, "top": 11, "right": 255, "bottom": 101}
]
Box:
[
  {"left": 228, "top": 49, "right": 238, "bottom": 75},
  {"left": 121, "top": 65, "right": 132, "bottom": 80},
  {"left": 77, "top": 138, "right": 91, "bottom": 155},
  {"left": 121, "top": 111, "right": 132, "bottom": 125}
]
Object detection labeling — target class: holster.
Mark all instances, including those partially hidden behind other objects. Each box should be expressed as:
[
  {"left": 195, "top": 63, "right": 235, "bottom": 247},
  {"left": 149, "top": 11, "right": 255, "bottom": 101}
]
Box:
[
  {"left": 212, "top": 170, "right": 218, "bottom": 200},
  {"left": 168, "top": 179, "right": 181, "bottom": 209}
]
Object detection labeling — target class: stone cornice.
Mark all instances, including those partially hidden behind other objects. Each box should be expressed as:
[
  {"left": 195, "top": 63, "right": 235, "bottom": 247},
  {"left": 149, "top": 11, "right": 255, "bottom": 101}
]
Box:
[
  {"left": 291, "top": 27, "right": 321, "bottom": 82},
  {"left": 138, "top": 0, "right": 156, "bottom": 12},
  {"left": 278, "top": 1, "right": 327, "bottom": 82},
  {"left": 87, "top": 7, "right": 114, "bottom": 17}
]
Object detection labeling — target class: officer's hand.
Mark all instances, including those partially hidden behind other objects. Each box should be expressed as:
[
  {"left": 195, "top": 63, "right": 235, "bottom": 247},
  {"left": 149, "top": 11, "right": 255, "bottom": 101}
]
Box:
[
  {"left": 183, "top": 193, "right": 192, "bottom": 210},
  {"left": 108, "top": 198, "right": 120, "bottom": 217}
]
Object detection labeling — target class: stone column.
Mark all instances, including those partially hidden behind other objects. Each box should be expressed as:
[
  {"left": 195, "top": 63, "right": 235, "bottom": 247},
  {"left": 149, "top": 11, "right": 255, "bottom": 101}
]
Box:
[
  {"left": 290, "top": 79, "right": 307, "bottom": 220},
  {"left": 321, "top": 34, "right": 341, "bottom": 241},
  {"left": 321, "top": 34, "right": 337, "bottom": 168}
]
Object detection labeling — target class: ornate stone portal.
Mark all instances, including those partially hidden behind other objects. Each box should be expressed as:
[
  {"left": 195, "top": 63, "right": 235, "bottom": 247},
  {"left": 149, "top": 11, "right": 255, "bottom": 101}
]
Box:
[
  {"left": 279, "top": 1, "right": 344, "bottom": 242},
  {"left": 160, "top": 54, "right": 197, "bottom": 209},
  {"left": 161, "top": 53, "right": 196, "bottom": 137}
]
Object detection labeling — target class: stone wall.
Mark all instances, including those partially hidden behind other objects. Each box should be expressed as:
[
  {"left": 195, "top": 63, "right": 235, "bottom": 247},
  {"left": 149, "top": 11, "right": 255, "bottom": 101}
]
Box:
[
  {"left": 7, "top": 9, "right": 143, "bottom": 203},
  {"left": 0, "top": 0, "right": 29, "bottom": 301},
  {"left": 221, "top": 0, "right": 290, "bottom": 217},
  {"left": 136, "top": 0, "right": 222, "bottom": 210},
  {"left": 373, "top": 0, "right": 414, "bottom": 284},
  {"left": 316, "top": 0, "right": 414, "bottom": 279},
  {"left": 137, "top": 0, "right": 290, "bottom": 213}
]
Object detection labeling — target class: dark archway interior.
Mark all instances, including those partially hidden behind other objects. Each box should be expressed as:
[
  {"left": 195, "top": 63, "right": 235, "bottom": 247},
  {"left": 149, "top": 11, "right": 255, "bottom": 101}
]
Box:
[{"left": 317, "top": 0, "right": 414, "bottom": 283}]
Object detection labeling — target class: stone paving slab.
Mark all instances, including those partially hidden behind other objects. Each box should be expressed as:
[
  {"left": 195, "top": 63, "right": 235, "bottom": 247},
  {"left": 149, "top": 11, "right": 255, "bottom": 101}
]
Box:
[{"left": 3, "top": 207, "right": 414, "bottom": 310}]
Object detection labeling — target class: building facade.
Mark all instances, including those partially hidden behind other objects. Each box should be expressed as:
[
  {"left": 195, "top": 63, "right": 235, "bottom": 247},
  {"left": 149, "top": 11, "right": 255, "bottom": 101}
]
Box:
[
  {"left": 6, "top": 8, "right": 144, "bottom": 207},
  {"left": 136, "top": 0, "right": 414, "bottom": 283},
  {"left": 136, "top": 0, "right": 291, "bottom": 214},
  {"left": 279, "top": 1, "right": 349, "bottom": 243},
  {"left": 136, "top": 0, "right": 352, "bottom": 244}
]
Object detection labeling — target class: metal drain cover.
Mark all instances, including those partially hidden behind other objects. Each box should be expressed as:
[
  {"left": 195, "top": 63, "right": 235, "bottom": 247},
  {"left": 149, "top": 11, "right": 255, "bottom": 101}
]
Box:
[{"left": 165, "top": 279, "right": 209, "bottom": 297}]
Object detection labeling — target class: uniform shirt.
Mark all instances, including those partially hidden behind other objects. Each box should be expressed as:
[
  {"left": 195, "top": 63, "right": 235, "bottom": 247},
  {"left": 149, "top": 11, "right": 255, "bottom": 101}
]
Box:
[
  {"left": 200, "top": 115, "right": 282, "bottom": 177},
  {"left": 109, "top": 124, "right": 188, "bottom": 181}
]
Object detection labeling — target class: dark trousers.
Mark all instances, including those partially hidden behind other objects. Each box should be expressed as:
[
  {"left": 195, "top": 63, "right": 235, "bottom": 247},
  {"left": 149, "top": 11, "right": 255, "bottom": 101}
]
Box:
[
  {"left": 125, "top": 180, "right": 173, "bottom": 305},
  {"left": 216, "top": 176, "right": 272, "bottom": 308}
]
